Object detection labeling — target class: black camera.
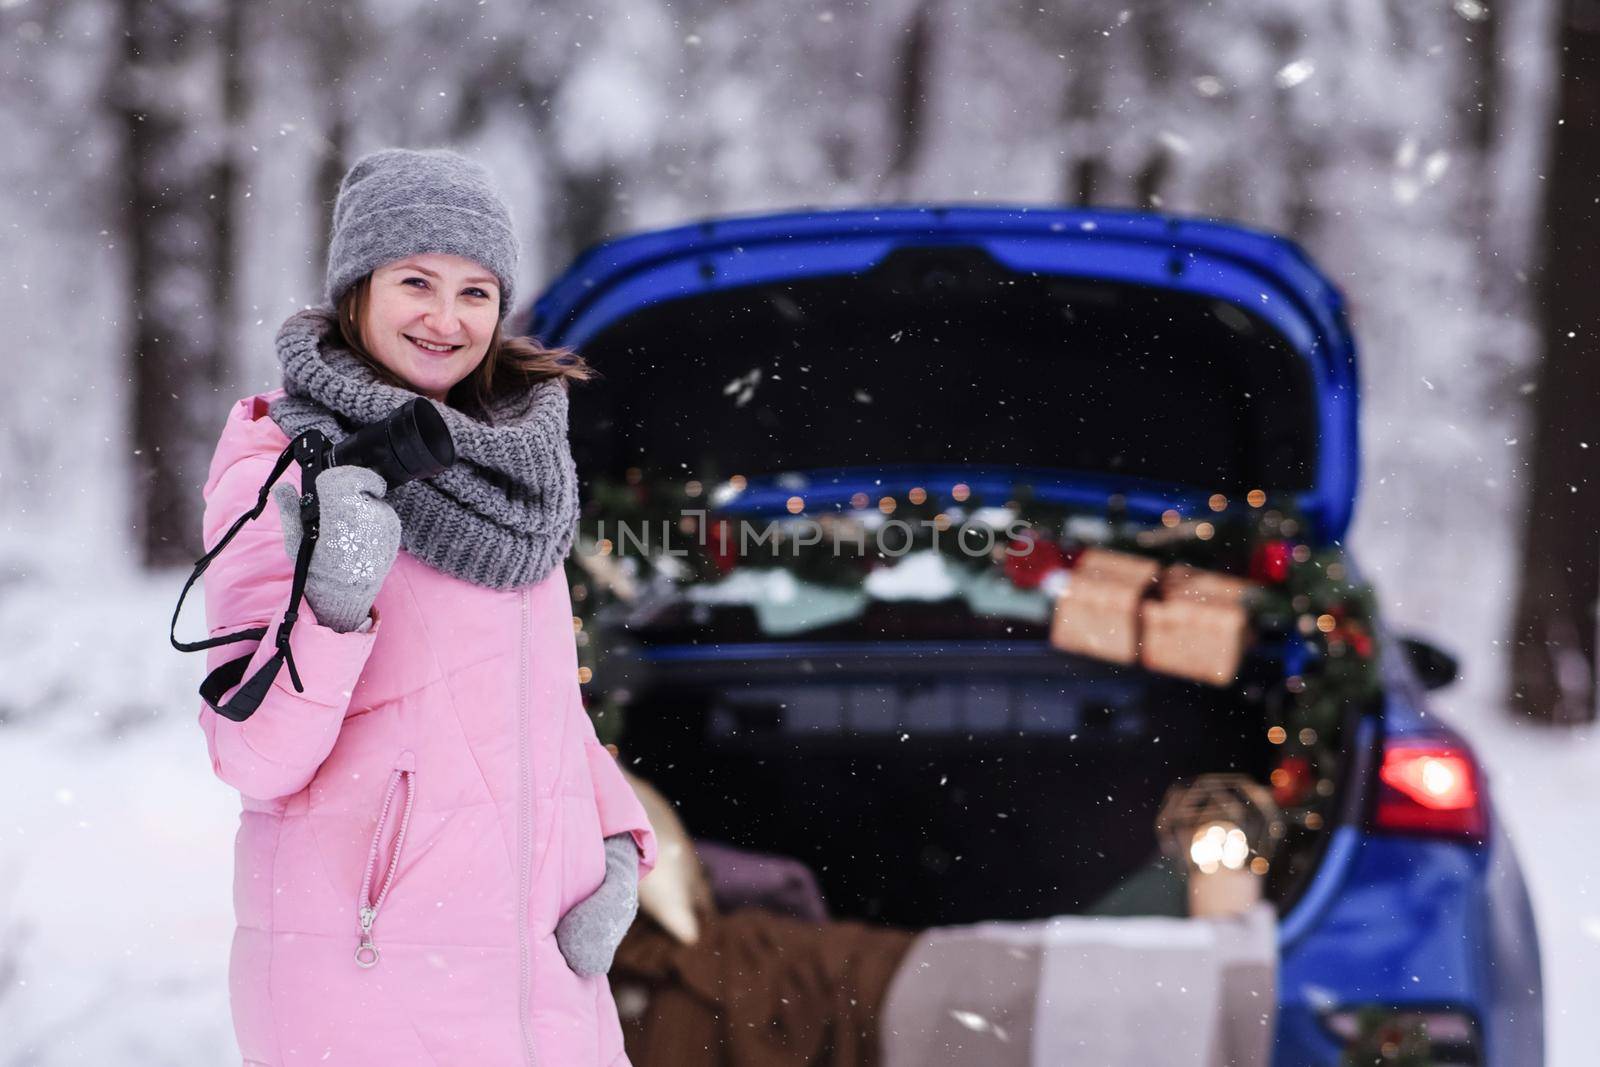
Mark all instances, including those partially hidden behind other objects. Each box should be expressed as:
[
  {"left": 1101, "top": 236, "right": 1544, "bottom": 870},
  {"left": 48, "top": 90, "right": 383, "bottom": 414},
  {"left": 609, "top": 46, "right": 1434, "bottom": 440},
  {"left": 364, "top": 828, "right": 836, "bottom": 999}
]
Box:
[
  {"left": 171, "top": 397, "right": 457, "bottom": 722},
  {"left": 296, "top": 395, "right": 456, "bottom": 491}
]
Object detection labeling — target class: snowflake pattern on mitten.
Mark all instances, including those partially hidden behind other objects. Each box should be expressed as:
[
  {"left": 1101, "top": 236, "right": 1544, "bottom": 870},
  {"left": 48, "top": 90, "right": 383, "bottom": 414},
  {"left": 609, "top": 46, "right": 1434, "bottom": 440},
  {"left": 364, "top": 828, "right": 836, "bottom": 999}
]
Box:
[
  {"left": 273, "top": 465, "right": 402, "bottom": 633},
  {"left": 329, "top": 512, "right": 385, "bottom": 583}
]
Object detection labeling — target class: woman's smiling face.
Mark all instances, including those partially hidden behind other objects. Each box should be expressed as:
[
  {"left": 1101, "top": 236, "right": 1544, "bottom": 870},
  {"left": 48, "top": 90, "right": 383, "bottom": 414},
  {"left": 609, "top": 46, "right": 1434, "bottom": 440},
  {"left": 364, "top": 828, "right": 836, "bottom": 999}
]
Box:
[{"left": 362, "top": 252, "right": 501, "bottom": 402}]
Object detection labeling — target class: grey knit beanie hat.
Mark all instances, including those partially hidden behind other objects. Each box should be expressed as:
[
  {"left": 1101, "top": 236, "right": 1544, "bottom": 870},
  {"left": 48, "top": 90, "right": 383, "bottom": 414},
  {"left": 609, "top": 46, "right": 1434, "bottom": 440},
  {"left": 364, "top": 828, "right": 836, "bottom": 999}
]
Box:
[{"left": 324, "top": 147, "right": 520, "bottom": 319}]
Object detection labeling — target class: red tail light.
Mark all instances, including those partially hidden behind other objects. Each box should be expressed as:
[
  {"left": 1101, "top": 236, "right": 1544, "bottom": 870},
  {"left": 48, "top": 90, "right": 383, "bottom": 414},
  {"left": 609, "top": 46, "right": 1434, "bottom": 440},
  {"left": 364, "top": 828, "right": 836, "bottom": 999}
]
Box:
[{"left": 1372, "top": 740, "right": 1487, "bottom": 842}]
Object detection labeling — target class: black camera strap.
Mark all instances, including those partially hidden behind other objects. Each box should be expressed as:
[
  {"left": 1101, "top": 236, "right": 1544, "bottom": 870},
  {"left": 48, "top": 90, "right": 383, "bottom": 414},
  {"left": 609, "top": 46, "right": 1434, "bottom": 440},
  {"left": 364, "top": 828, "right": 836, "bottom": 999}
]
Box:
[{"left": 169, "top": 433, "right": 324, "bottom": 723}]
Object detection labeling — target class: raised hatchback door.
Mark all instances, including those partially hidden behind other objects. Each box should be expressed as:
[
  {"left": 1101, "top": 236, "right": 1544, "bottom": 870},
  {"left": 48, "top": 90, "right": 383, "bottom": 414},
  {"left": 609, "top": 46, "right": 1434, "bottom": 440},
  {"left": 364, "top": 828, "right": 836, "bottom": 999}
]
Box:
[{"left": 529, "top": 207, "right": 1360, "bottom": 545}]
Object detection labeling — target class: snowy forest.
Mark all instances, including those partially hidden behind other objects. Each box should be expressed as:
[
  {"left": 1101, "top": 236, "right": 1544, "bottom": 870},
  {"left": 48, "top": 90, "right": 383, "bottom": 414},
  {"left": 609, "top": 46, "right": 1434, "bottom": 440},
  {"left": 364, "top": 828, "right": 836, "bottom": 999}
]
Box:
[{"left": 1, "top": 0, "right": 1597, "bottom": 1063}]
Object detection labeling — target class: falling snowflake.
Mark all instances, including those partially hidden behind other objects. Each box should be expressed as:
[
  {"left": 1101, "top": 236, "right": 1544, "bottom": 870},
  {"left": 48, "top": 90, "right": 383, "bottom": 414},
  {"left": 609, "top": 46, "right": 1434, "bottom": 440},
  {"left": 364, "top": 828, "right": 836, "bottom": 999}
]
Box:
[
  {"left": 1274, "top": 59, "right": 1315, "bottom": 89},
  {"left": 1157, "top": 130, "right": 1192, "bottom": 156},
  {"left": 949, "top": 1009, "right": 1010, "bottom": 1042},
  {"left": 723, "top": 369, "right": 762, "bottom": 407},
  {"left": 1392, "top": 138, "right": 1451, "bottom": 204}
]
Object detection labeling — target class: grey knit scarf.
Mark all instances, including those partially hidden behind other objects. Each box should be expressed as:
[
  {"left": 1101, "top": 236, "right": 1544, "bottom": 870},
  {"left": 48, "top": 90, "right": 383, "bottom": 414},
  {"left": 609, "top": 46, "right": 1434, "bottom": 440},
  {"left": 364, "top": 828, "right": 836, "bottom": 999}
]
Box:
[{"left": 267, "top": 306, "right": 579, "bottom": 590}]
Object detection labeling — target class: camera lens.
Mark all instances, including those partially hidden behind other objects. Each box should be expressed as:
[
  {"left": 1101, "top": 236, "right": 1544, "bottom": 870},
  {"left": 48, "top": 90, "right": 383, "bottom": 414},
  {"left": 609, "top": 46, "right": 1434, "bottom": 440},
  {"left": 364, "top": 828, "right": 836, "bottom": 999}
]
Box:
[
  {"left": 331, "top": 397, "right": 456, "bottom": 488},
  {"left": 391, "top": 398, "right": 455, "bottom": 481}
]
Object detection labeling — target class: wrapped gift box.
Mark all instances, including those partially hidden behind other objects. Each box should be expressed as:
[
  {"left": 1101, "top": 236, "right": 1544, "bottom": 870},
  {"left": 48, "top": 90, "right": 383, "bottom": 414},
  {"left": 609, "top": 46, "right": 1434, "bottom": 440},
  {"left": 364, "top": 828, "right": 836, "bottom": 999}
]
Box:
[
  {"left": 1161, "top": 562, "right": 1259, "bottom": 605},
  {"left": 1139, "top": 564, "right": 1261, "bottom": 686},
  {"left": 1048, "top": 548, "right": 1161, "bottom": 664},
  {"left": 1140, "top": 596, "right": 1251, "bottom": 686},
  {"left": 1051, "top": 552, "right": 1261, "bottom": 685}
]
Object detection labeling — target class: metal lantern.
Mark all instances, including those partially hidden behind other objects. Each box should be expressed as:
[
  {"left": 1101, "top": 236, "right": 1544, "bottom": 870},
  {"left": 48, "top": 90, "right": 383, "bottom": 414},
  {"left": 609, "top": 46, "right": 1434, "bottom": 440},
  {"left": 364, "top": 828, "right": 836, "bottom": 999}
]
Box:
[{"left": 1155, "top": 773, "right": 1287, "bottom": 918}]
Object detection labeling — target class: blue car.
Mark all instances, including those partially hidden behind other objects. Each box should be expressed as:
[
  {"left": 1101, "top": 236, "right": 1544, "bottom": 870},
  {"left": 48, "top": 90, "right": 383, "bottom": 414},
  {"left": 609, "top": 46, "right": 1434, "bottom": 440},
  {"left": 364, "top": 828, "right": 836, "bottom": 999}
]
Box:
[{"left": 525, "top": 207, "right": 1544, "bottom": 1066}]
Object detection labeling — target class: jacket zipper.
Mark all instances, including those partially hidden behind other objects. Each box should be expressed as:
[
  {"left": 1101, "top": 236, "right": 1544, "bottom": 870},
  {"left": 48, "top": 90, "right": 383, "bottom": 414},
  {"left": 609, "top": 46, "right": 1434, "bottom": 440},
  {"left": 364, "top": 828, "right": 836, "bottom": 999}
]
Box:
[
  {"left": 354, "top": 750, "right": 416, "bottom": 968},
  {"left": 517, "top": 586, "right": 538, "bottom": 1066}
]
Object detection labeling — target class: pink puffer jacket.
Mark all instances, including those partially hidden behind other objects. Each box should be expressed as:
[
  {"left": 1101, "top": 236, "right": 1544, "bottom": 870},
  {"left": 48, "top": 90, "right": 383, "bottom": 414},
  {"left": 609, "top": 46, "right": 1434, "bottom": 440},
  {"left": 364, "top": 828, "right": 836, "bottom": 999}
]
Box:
[{"left": 197, "top": 390, "right": 657, "bottom": 1066}]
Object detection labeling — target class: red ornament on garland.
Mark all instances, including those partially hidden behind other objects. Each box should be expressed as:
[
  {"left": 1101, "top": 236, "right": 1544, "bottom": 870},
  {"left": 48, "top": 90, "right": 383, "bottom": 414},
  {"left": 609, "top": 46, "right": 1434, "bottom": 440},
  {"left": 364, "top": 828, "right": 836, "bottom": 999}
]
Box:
[
  {"left": 707, "top": 518, "right": 739, "bottom": 575},
  {"left": 1270, "top": 754, "right": 1316, "bottom": 807},
  {"left": 1249, "top": 539, "right": 1294, "bottom": 584},
  {"left": 1004, "top": 529, "right": 1068, "bottom": 589}
]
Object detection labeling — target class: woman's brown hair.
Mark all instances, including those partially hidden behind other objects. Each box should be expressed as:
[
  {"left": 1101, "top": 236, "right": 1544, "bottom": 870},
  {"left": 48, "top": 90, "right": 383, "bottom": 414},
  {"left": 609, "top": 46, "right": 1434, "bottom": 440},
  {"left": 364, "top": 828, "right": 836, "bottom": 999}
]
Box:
[{"left": 334, "top": 273, "right": 594, "bottom": 418}]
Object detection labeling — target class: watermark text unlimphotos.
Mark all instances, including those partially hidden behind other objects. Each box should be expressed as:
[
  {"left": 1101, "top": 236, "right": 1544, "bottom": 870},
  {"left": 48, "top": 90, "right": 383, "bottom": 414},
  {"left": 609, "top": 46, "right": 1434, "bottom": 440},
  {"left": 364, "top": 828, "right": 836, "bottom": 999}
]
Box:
[{"left": 581, "top": 510, "right": 1039, "bottom": 559}]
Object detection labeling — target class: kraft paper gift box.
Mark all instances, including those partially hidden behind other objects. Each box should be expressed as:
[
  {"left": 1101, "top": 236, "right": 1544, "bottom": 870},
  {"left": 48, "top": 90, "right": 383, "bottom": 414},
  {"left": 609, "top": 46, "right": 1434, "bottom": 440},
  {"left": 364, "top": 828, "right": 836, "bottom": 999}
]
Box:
[
  {"left": 1161, "top": 562, "right": 1258, "bottom": 605},
  {"left": 1138, "top": 564, "right": 1260, "bottom": 687},
  {"left": 1049, "top": 548, "right": 1161, "bottom": 665}
]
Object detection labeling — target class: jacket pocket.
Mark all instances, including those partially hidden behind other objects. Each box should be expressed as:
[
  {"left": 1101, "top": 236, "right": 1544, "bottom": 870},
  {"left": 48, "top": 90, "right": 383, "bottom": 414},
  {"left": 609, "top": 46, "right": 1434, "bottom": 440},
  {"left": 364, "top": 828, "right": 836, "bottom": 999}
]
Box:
[
  {"left": 354, "top": 749, "right": 416, "bottom": 968},
  {"left": 558, "top": 789, "right": 608, "bottom": 919}
]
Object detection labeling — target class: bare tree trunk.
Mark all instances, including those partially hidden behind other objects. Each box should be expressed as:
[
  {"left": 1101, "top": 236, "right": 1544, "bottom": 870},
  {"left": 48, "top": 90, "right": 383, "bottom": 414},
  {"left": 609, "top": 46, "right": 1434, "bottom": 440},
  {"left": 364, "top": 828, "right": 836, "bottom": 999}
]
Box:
[
  {"left": 549, "top": 160, "right": 623, "bottom": 271},
  {"left": 307, "top": 1, "right": 360, "bottom": 271},
  {"left": 1508, "top": 0, "right": 1600, "bottom": 724},
  {"left": 313, "top": 111, "right": 351, "bottom": 269},
  {"left": 880, "top": 2, "right": 932, "bottom": 200},
  {"left": 111, "top": 0, "right": 237, "bottom": 566},
  {"left": 1062, "top": 62, "right": 1104, "bottom": 207},
  {"left": 214, "top": 0, "right": 249, "bottom": 364}
]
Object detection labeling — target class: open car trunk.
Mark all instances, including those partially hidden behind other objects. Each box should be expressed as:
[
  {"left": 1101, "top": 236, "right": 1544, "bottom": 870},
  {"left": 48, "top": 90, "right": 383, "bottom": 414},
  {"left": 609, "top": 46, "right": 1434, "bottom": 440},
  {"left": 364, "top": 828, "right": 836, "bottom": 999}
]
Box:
[
  {"left": 619, "top": 642, "right": 1288, "bottom": 927},
  {"left": 608, "top": 623, "right": 1351, "bottom": 927},
  {"left": 541, "top": 210, "right": 1372, "bottom": 928}
]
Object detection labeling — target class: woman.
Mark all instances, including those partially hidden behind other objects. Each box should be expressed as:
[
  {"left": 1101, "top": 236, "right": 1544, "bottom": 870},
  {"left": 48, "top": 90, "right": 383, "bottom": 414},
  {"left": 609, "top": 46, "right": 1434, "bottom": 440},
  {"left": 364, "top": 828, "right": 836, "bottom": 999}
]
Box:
[{"left": 197, "top": 147, "right": 657, "bottom": 1066}]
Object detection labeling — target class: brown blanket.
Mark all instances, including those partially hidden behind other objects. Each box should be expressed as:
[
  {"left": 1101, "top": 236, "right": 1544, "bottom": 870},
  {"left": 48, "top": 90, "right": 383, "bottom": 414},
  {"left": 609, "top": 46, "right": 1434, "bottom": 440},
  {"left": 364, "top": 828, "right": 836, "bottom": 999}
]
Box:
[{"left": 612, "top": 908, "right": 917, "bottom": 1067}]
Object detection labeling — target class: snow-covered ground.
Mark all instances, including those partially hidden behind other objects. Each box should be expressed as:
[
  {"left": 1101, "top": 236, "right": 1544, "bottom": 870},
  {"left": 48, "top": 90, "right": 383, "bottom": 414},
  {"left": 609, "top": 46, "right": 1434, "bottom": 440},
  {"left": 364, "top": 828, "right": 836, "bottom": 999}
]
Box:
[
  {"left": 1437, "top": 693, "right": 1600, "bottom": 1067},
  {"left": 0, "top": 565, "right": 1592, "bottom": 1065},
  {"left": 0, "top": 569, "right": 241, "bottom": 1065}
]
